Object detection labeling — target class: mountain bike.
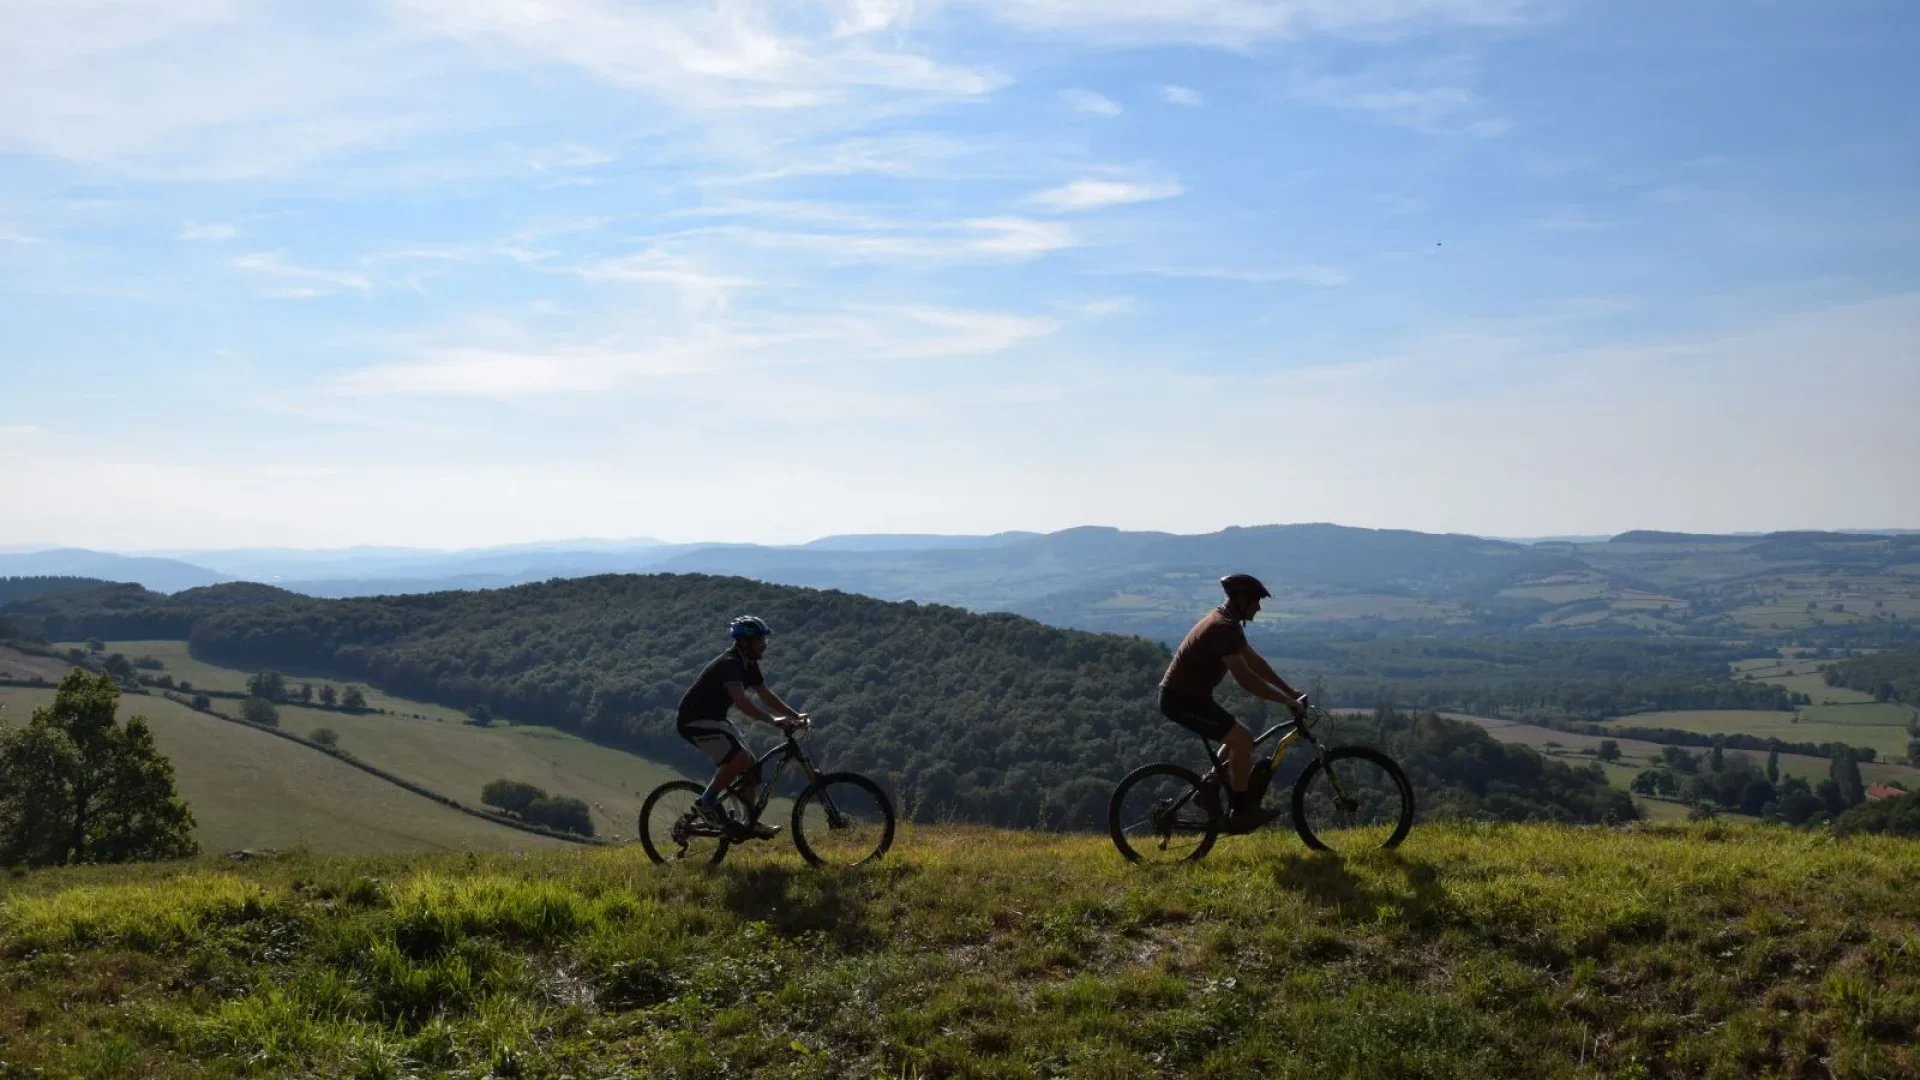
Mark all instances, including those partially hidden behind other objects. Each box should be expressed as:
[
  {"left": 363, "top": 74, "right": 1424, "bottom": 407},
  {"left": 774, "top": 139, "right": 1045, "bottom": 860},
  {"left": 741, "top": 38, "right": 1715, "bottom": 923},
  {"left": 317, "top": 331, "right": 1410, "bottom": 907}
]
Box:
[
  {"left": 639, "top": 716, "right": 895, "bottom": 868},
  {"left": 1109, "top": 700, "right": 1414, "bottom": 863}
]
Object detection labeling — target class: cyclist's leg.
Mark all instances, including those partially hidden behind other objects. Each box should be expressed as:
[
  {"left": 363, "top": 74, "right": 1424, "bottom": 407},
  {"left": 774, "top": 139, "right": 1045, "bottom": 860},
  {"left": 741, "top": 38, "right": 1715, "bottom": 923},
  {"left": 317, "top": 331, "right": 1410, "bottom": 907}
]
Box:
[
  {"left": 1159, "top": 689, "right": 1247, "bottom": 792},
  {"left": 681, "top": 719, "right": 752, "bottom": 807}
]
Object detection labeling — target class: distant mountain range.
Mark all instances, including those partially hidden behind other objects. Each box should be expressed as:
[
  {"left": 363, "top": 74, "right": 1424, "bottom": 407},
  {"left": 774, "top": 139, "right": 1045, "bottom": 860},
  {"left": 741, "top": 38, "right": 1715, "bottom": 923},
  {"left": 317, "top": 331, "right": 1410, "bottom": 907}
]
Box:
[{"left": 6, "top": 525, "right": 1918, "bottom": 643}]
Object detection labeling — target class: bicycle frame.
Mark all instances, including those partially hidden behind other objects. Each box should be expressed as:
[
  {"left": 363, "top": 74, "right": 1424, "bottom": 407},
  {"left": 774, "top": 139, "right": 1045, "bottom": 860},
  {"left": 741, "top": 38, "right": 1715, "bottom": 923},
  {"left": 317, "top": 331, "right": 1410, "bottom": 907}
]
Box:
[
  {"left": 1192, "top": 707, "right": 1362, "bottom": 811},
  {"left": 676, "top": 725, "right": 856, "bottom": 840}
]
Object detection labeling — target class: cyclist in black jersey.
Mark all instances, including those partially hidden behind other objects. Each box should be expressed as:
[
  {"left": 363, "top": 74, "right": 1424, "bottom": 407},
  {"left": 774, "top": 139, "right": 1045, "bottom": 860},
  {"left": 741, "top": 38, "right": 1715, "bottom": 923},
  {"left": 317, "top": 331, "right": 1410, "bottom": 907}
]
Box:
[{"left": 676, "top": 615, "right": 805, "bottom": 839}]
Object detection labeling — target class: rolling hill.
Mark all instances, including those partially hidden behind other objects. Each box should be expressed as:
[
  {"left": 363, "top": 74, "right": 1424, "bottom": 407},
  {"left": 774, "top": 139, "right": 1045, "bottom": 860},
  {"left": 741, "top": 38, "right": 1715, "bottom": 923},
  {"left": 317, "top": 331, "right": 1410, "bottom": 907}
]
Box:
[{"left": 0, "top": 685, "right": 562, "bottom": 855}]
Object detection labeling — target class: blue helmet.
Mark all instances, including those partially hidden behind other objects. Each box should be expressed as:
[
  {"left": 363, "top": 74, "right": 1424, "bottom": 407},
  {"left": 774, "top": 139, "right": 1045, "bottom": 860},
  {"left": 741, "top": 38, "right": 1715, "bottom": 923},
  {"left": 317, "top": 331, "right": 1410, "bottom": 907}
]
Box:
[{"left": 729, "top": 615, "right": 772, "bottom": 640}]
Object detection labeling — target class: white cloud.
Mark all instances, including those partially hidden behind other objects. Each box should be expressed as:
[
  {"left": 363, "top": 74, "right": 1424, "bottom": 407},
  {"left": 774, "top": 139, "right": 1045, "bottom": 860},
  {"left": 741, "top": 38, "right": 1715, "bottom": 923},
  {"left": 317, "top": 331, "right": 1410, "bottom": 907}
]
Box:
[
  {"left": 391, "top": 0, "right": 1003, "bottom": 109},
  {"left": 0, "top": 424, "right": 43, "bottom": 436},
  {"left": 0, "top": 225, "right": 41, "bottom": 245},
  {"left": 691, "top": 215, "right": 1079, "bottom": 263},
  {"left": 1291, "top": 66, "right": 1508, "bottom": 137},
  {"left": 1025, "top": 178, "right": 1185, "bottom": 212},
  {"left": 1071, "top": 296, "right": 1137, "bottom": 316},
  {"left": 231, "top": 252, "right": 372, "bottom": 295},
  {"left": 1060, "top": 88, "right": 1122, "bottom": 117},
  {"left": 179, "top": 220, "right": 240, "bottom": 242},
  {"left": 1159, "top": 84, "right": 1203, "bottom": 106},
  {"left": 955, "top": 0, "right": 1545, "bottom": 47},
  {"left": 330, "top": 344, "right": 713, "bottom": 399},
  {"left": 1131, "top": 264, "right": 1349, "bottom": 287},
  {"left": 572, "top": 249, "right": 757, "bottom": 311}
]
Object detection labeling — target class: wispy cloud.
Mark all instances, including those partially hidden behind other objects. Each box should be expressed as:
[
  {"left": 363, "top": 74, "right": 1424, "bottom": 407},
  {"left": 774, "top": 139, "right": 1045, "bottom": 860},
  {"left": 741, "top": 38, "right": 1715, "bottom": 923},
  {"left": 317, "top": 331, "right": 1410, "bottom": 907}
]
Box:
[
  {"left": 1291, "top": 65, "right": 1508, "bottom": 137},
  {"left": 1060, "top": 88, "right": 1122, "bottom": 117},
  {"left": 231, "top": 252, "right": 372, "bottom": 296},
  {"left": 179, "top": 220, "right": 240, "bottom": 242},
  {"left": 0, "top": 424, "right": 42, "bottom": 436},
  {"left": 686, "top": 215, "right": 1079, "bottom": 263},
  {"left": 1159, "top": 84, "right": 1204, "bottom": 106},
  {"left": 1130, "top": 265, "right": 1350, "bottom": 287},
  {"left": 330, "top": 343, "right": 714, "bottom": 399},
  {"left": 1025, "top": 178, "right": 1185, "bottom": 212},
  {"left": 0, "top": 225, "right": 42, "bottom": 245},
  {"left": 956, "top": 0, "right": 1547, "bottom": 47}
]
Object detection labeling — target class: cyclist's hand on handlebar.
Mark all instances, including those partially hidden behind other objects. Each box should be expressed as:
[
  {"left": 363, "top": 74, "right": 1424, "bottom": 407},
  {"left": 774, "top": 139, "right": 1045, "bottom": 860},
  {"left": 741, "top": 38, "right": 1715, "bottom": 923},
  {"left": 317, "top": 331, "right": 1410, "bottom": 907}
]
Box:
[{"left": 1286, "top": 695, "right": 1309, "bottom": 720}]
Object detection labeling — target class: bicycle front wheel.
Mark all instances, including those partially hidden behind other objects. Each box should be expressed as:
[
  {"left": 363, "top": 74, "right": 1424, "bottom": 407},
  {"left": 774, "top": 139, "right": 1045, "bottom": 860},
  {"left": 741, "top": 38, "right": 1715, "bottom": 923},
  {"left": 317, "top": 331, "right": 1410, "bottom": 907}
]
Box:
[
  {"left": 1109, "top": 763, "right": 1221, "bottom": 864},
  {"left": 639, "top": 780, "right": 745, "bottom": 866},
  {"left": 792, "top": 773, "right": 895, "bottom": 868},
  {"left": 1291, "top": 747, "right": 1414, "bottom": 853}
]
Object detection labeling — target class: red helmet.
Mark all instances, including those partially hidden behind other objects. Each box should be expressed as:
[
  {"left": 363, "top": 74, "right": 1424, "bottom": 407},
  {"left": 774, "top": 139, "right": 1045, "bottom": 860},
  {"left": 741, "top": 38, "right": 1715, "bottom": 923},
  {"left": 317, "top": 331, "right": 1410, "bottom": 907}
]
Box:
[{"left": 1219, "top": 573, "right": 1271, "bottom": 600}]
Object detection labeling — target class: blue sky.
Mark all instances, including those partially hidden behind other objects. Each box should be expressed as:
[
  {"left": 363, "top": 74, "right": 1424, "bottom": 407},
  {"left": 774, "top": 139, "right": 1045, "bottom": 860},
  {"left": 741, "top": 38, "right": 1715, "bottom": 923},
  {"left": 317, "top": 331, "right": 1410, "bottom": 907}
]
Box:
[{"left": 2, "top": 0, "right": 1916, "bottom": 549}]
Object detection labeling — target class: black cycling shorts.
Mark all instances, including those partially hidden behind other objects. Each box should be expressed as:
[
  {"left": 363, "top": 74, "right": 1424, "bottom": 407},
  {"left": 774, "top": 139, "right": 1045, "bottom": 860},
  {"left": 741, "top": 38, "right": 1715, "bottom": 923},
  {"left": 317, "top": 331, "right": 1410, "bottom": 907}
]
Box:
[{"left": 1158, "top": 688, "right": 1242, "bottom": 741}]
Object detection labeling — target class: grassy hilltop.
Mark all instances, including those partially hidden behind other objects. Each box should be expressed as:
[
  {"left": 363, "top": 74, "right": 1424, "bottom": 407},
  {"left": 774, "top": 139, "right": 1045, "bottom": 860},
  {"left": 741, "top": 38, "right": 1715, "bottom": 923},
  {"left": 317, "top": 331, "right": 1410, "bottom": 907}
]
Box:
[{"left": 3, "top": 824, "right": 1916, "bottom": 1079}]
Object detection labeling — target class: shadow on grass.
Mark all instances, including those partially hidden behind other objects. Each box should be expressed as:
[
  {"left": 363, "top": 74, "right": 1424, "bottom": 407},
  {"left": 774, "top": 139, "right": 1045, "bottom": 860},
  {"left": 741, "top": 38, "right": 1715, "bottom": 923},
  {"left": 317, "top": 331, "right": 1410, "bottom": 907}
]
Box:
[
  {"left": 1269, "top": 851, "right": 1450, "bottom": 933},
  {"left": 718, "top": 863, "right": 886, "bottom": 953}
]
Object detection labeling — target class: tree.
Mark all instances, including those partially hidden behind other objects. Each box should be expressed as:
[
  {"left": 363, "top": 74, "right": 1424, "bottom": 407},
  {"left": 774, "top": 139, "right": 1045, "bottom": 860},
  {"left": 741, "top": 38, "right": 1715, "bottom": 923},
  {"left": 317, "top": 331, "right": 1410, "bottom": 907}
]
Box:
[
  {"left": 1630, "top": 769, "right": 1661, "bottom": 794},
  {"left": 1909, "top": 739, "right": 1920, "bottom": 769},
  {"left": 318, "top": 684, "right": 337, "bottom": 707},
  {"left": 310, "top": 727, "right": 339, "bottom": 750},
  {"left": 240, "top": 696, "right": 280, "bottom": 728},
  {"left": 190, "top": 693, "right": 211, "bottom": 711},
  {"left": 0, "top": 669, "right": 197, "bottom": 866},
  {"left": 298, "top": 682, "right": 313, "bottom": 703},
  {"left": 1766, "top": 748, "right": 1780, "bottom": 784},
  {"left": 526, "top": 795, "right": 594, "bottom": 837},
  {"left": 1709, "top": 742, "right": 1725, "bottom": 772},
  {"left": 1828, "top": 745, "right": 1866, "bottom": 808},
  {"left": 1597, "top": 740, "right": 1620, "bottom": 763},
  {"left": 340, "top": 686, "right": 368, "bottom": 712},
  {"left": 86, "top": 637, "right": 105, "bottom": 654},
  {"left": 1662, "top": 746, "right": 1699, "bottom": 774},
  {"left": 247, "top": 670, "right": 287, "bottom": 702},
  {"left": 481, "top": 779, "right": 545, "bottom": 817}
]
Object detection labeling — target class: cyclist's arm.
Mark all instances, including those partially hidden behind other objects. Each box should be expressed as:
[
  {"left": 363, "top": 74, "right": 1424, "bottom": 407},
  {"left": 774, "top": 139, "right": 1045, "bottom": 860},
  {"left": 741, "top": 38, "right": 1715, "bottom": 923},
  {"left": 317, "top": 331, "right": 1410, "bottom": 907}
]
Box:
[
  {"left": 752, "top": 685, "right": 802, "bottom": 723},
  {"left": 726, "top": 682, "right": 779, "bottom": 724},
  {"left": 1241, "top": 647, "right": 1304, "bottom": 701},
  {"left": 1224, "top": 654, "right": 1298, "bottom": 707}
]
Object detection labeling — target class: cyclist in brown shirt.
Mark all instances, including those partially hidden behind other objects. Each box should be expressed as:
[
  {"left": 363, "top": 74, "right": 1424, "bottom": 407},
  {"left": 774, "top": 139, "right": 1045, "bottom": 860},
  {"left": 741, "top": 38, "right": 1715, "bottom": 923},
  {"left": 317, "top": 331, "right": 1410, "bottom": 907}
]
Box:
[{"left": 1160, "top": 573, "right": 1308, "bottom": 832}]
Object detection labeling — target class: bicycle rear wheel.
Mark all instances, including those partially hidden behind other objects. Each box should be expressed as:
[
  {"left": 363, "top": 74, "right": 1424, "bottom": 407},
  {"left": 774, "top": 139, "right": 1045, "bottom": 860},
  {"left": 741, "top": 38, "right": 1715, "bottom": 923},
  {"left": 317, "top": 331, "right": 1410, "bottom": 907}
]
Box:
[
  {"left": 1109, "top": 763, "right": 1221, "bottom": 864},
  {"left": 639, "top": 780, "right": 745, "bottom": 866},
  {"left": 1290, "top": 747, "right": 1414, "bottom": 854},
  {"left": 791, "top": 772, "right": 895, "bottom": 868}
]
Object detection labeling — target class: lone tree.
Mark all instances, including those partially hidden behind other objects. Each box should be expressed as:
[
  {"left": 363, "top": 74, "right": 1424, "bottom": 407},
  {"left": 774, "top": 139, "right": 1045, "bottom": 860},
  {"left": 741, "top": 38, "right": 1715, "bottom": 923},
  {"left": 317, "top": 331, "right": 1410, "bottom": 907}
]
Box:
[
  {"left": 1766, "top": 747, "right": 1780, "bottom": 784},
  {"left": 318, "top": 684, "right": 337, "bottom": 707},
  {"left": 241, "top": 696, "right": 280, "bottom": 728},
  {"left": 1829, "top": 745, "right": 1866, "bottom": 808},
  {"left": 0, "top": 669, "right": 198, "bottom": 866},
  {"left": 1597, "top": 740, "right": 1620, "bottom": 763},
  {"left": 340, "top": 686, "right": 368, "bottom": 712},
  {"left": 310, "top": 727, "right": 340, "bottom": 751}
]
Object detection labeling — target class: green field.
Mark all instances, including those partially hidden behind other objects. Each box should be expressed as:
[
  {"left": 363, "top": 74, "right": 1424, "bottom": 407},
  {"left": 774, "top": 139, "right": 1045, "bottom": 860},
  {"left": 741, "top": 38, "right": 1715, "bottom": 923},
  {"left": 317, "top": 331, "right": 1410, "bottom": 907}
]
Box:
[
  {"left": 47, "top": 641, "right": 702, "bottom": 844},
  {"left": 1615, "top": 706, "right": 1918, "bottom": 762},
  {"left": 60, "top": 640, "right": 476, "bottom": 724},
  {"left": 1457, "top": 712, "right": 1920, "bottom": 794},
  {"left": 0, "top": 687, "right": 562, "bottom": 856},
  {"left": 270, "top": 704, "right": 682, "bottom": 841},
  {"left": 3, "top": 823, "right": 1916, "bottom": 1079}
]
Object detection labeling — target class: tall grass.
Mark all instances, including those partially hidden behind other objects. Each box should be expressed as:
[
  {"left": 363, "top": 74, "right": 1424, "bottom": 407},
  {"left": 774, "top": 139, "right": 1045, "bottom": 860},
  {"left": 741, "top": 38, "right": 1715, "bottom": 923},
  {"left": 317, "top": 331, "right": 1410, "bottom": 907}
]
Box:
[{"left": 0, "top": 823, "right": 1915, "bottom": 1078}]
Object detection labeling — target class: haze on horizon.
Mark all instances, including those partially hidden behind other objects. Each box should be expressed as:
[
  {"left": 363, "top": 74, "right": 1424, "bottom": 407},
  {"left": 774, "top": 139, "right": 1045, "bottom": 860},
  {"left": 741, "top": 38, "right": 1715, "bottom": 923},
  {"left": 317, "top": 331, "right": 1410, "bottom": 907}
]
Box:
[{"left": 3, "top": 1, "right": 1916, "bottom": 552}]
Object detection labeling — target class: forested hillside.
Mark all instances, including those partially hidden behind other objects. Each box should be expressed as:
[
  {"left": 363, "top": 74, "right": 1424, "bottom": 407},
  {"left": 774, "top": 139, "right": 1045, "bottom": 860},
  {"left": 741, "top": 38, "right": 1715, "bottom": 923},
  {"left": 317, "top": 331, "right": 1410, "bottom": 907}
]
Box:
[
  {"left": 0, "top": 575, "right": 115, "bottom": 605},
  {"left": 1824, "top": 647, "right": 1920, "bottom": 705},
  {"left": 130, "top": 574, "right": 1630, "bottom": 829}
]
